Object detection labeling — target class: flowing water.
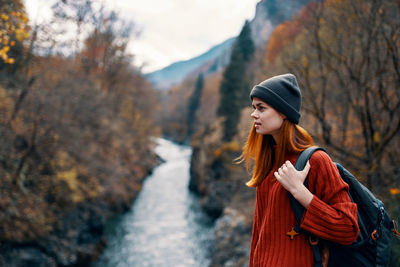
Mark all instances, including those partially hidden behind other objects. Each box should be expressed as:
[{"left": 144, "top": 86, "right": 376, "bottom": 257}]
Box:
[{"left": 93, "top": 138, "right": 214, "bottom": 267}]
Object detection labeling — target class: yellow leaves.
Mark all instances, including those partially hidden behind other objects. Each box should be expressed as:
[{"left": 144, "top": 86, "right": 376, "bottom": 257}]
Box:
[
  {"left": 15, "top": 28, "right": 28, "bottom": 41},
  {"left": 213, "top": 141, "right": 241, "bottom": 158},
  {"left": 0, "top": 45, "right": 14, "bottom": 63},
  {"left": 373, "top": 132, "right": 380, "bottom": 144},
  {"left": 302, "top": 55, "right": 309, "bottom": 68},
  {"left": 54, "top": 151, "right": 101, "bottom": 203},
  {"left": 1, "top": 13, "right": 9, "bottom": 21},
  {"left": 21, "top": 14, "right": 29, "bottom": 24},
  {"left": 352, "top": 151, "right": 363, "bottom": 158},
  {"left": 369, "top": 163, "right": 377, "bottom": 172},
  {"left": 5, "top": 57, "right": 14, "bottom": 64},
  {"left": 0, "top": 85, "right": 13, "bottom": 120},
  {"left": 54, "top": 151, "right": 72, "bottom": 168},
  {"left": 57, "top": 169, "right": 101, "bottom": 202},
  {"left": 390, "top": 188, "right": 400, "bottom": 195},
  {"left": 326, "top": 0, "right": 344, "bottom": 6},
  {"left": 53, "top": 133, "right": 60, "bottom": 142},
  {"left": 2, "top": 46, "right": 9, "bottom": 53},
  {"left": 57, "top": 168, "right": 85, "bottom": 203},
  {"left": 57, "top": 168, "right": 78, "bottom": 190},
  {"left": 0, "top": 9, "right": 30, "bottom": 64},
  {"left": 55, "top": 152, "right": 79, "bottom": 193}
]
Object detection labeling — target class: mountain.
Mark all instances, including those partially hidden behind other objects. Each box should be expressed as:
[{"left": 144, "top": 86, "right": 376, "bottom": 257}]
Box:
[
  {"left": 250, "top": 0, "right": 316, "bottom": 47},
  {"left": 145, "top": 38, "right": 235, "bottom": 90},
  {"left": 146, "top": 0, "right": 315, "bottom": 90}
]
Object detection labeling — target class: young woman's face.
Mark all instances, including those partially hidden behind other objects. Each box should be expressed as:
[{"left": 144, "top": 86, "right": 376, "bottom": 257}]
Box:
[{"left": 251, "top": 97, "right": 286, "bottom": 140}]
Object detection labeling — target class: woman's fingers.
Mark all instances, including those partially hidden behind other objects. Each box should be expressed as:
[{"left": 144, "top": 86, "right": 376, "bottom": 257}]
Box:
[
  {"left": 302, "top": 161, "right": 311, "bottom": 174},
  {"left": 285, "top": 160, "right": 293, "bottom": 168}
]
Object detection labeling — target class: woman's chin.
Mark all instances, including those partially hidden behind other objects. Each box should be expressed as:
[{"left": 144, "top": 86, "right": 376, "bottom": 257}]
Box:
[{"left": 255, "top": 128, "right": 265, "bottom": 135}]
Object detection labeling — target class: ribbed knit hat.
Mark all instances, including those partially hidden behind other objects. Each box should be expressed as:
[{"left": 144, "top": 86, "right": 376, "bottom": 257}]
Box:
[{"left": 250, "top": 73, "right": 301, "bottom": 124}]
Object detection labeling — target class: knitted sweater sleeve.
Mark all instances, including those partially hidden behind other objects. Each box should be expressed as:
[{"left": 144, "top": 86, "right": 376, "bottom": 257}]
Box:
[
  {"left": 249, "top": 194, "right": 260, "bottom": 263},
  {"left": 300, "top": 150, "right": 359, "bottom": 245}
]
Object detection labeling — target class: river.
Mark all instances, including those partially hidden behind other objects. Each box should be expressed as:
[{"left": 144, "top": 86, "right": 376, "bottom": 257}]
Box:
[{"left": 93, "top": 138, "right": 214, "bottom": 267}]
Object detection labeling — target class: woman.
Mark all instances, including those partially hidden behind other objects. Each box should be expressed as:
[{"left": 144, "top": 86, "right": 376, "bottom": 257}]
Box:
[{"left": 239, "top": 74, "right": 359, "bottom": 266}]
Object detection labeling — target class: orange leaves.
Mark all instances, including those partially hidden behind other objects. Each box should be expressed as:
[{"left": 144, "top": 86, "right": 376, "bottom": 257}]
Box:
[
  {"left": 265, "top": 2, "right": 324, "bottom": 65},
  {"left": 390, "top": 188, "right": 400, "bottom": 195},
  {"left": 266, "top": 20, "right": 301, "bottom": 63}
]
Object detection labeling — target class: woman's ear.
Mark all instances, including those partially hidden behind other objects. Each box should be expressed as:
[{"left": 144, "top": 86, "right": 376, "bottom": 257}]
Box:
[{"left": 280, "top": 113, "right": 287, "bottom": 120}]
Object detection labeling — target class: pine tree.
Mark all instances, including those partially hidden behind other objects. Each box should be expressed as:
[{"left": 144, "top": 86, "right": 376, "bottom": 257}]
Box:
[
  {"left": 237, "top": 20, "right": 255, "bottom": 63},
  {"left": 218, "top": 45, "right": 245, "bottom": 142},
  {"left": 218, "top": 21, "right": 254, "bottom": 142},
  {"left": 237, "top": 20, "right": 255, "bottom": 109},
  {"left": 186, "top": 73, "right": 204, "bottom": 140}
]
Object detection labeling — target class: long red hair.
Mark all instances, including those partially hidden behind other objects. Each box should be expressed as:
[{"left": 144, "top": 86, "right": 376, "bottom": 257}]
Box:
[{"left": 237, "top": 120, "right": 314, "bottom": 187}]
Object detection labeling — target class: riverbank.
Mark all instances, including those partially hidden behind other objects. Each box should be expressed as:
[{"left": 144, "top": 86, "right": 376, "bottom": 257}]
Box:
[
  {"left": 93, "top": 138, "right": 214, "bottom": 266},
  {"left": 0, "top": 142, "right": 160, "bottom": 267},
  {"left": 189, "top": 117, "right": 256, "bottom": 267}
]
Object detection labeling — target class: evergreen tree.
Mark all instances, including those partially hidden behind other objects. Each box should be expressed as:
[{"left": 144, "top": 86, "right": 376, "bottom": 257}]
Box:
[
  {"left": 218, "top": 21, "right": 254, "bottom": 142},
  {"left": 237, "top": 20, "right": 255, "bottom": 109},
  {"left": 237, "top": 20, "right": 255, "bottom": 63},
  {"left": 218, "top": 45, "right": 245, "bottom": 142},
  {"left": 186, "top": 73, "right": 204, "bottom": 139}
]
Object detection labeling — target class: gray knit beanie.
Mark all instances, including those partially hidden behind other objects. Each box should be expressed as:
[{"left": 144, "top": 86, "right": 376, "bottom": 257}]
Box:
[{"left": 250, "top": 73, "right": 301, "bottom": 124}]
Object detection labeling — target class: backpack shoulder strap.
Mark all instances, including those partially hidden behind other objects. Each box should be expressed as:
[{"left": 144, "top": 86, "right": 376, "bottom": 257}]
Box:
[
  {"left": 290, "top": 146, "right": 326, "bottom": 267},
  {"left": 290, "top": 146, "right": 326, "bottom": 224}
]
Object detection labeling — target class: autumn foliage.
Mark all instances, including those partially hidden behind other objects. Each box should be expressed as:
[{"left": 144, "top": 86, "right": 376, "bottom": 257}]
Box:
[
  {"left": 0, "top": 0, "right": 29, "bottom": 64},
  {"left": 158, "top": 0, "right": 400, "bottom": 265},
  {"left": 0, "top": 1, "right": 159, "bottom": 264},
  {"left": 261, "top": 0, "right": 400, "bottom": 263},
  {"left": 266, "top": 21, "right": 300, "bottom": 63}
]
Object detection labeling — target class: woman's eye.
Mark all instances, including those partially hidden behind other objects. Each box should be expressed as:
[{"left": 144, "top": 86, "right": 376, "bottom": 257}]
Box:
[{"left": 252, "top": 105, "right": 266, "bottom": 111}]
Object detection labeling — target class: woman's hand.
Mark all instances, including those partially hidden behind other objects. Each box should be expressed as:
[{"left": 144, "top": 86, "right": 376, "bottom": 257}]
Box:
[{"left": 274, "top": 160, "right": 314, "bottom": 208}]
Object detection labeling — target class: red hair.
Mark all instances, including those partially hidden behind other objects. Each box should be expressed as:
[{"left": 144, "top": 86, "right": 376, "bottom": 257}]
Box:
[{"left": 237, "top": 120, "right": 314, "bottom": 187}]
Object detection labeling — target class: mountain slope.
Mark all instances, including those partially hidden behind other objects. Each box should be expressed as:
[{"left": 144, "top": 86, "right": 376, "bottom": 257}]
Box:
[
  {"left": 146, "top": 0, "right": 315, "bottom": 90},
  {"left": 145, "top": 38, "right": 235, "bottom": 90}
]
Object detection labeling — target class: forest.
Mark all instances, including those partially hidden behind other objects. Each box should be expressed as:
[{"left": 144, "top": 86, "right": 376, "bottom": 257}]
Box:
[
  {"left": 0, "top": 0, "right": 160, "bottom": 265},
  {"left": 166, "top": 0, "right": 400, "bottom": 265},
  {"left": 0, "top": 0, "right": 399, "bottom": 266}
]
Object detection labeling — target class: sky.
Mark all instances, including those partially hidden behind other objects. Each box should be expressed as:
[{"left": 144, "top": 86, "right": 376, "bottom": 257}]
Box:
[{"left": 23, "top": 0, "right": 260, "bottom": 73}]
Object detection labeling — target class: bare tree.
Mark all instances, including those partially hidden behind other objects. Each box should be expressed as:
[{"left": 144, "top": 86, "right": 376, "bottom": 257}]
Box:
[{"left": 282, "top": 0, "right": 400, "bottom": 192}]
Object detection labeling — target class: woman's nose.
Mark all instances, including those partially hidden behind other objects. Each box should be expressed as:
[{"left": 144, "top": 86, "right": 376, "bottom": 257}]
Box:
[{"left": 251, "top": 110, "right": 258, "bottom": 118}]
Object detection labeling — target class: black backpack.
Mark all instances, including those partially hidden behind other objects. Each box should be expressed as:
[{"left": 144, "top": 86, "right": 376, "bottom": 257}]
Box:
[{"left": 290, "top": 146, "right": 399, "bottom": 267}]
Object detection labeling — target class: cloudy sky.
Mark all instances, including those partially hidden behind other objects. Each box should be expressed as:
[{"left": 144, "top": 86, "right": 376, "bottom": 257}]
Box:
[{"left": 24, "top": 0, "right": 260, "bottom": 73}]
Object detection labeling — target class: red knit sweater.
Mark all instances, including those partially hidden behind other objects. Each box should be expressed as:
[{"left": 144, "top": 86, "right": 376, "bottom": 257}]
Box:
[{"left": 249, "top": 150, "right": 359, "bottom": 267}]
